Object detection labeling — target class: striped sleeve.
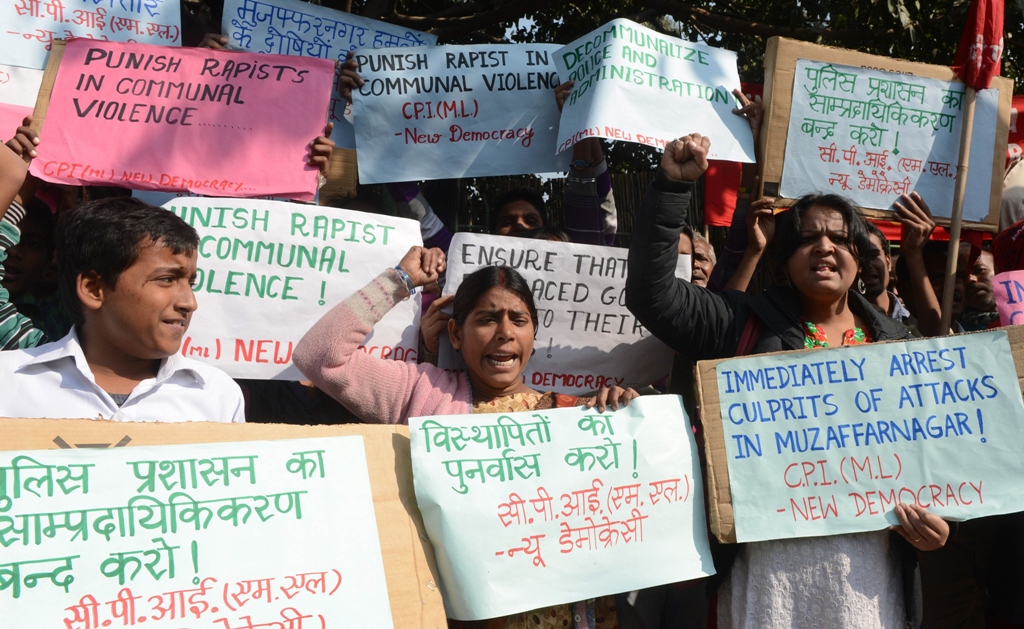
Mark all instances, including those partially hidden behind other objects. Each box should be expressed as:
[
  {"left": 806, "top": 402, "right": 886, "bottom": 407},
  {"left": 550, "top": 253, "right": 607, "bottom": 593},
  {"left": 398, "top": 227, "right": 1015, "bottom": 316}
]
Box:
[{"left": 0, "top": 203, "right": 47, "bottom": 350}]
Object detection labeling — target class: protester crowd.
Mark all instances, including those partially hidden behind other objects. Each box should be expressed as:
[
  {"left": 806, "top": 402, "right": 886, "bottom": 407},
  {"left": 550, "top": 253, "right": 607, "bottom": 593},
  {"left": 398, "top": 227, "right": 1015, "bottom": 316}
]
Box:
[{"left": 2, "top": 11, "right": 1024, "bottom": 629}]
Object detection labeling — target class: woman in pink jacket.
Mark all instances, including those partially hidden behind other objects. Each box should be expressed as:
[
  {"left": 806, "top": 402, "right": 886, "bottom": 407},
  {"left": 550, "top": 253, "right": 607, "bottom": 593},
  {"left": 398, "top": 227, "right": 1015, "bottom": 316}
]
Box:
[{"left": 294, "top": 245, "right": 636, "bottom": 628}]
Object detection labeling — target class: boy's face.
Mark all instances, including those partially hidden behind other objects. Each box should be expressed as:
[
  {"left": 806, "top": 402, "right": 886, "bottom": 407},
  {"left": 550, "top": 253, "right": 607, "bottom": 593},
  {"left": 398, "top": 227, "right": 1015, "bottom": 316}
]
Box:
[
  {"left": 91, "top": 240, "right": 198, "bottom": 360},
  {"left": 2, "top": 213, "right": 52, "bottom": 299}
]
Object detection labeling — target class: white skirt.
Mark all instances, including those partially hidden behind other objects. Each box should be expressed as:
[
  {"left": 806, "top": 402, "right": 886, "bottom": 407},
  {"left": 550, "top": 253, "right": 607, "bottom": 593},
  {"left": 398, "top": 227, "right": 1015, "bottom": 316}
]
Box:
[{"left": 717, "top": 531, "right": 905, "bottom": 629}]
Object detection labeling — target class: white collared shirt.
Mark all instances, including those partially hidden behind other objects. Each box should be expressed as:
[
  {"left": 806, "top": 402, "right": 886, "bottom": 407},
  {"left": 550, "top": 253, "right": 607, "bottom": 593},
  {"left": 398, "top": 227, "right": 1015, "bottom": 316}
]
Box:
[{"left": 0, "top": 329, "right": 245, "bottom": 423}]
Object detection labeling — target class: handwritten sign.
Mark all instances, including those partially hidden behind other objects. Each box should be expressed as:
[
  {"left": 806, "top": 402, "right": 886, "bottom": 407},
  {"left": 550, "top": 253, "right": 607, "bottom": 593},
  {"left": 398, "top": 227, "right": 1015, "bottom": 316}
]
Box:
[
  {"left": 162, "top": 197, "right": 422, "bottom": 379},
  {"left": 221, "top": 0, "right": 436, "bottom": 150},
  {"left": 409, "top": 396, "right": 714, "bottom": 620},
  {"left": 31, "top": 39, "right": 334, "bottom": 200},
  {"left": 0, "top": 63, "right": 41, "bottom": 136},
  {"left": 1, "top": 0, "right": 181, "bottom": 70},
  {"left": 714, "top": 331, "right": 1024, "bottom": 543},
  {"left": 439, "top": 233, "right": 688, "bottom": 395},
  {"left": 552, "top": 19, "right": 754, "bottom": 162},
  {"left": 995, "top": 271, "right": 1024, "bottom": 326},
  {"left": 352, "top": 44, "right": 570, "bottom": 184},
  {"left": 779, "top": 59, "right": 999, "bottom": 221},
  {"left": 0, "top": 436, "right": 394, "bottom": 627},
  {"left": 1009, "top": 95, "right": 1024, "bottom": 162}
]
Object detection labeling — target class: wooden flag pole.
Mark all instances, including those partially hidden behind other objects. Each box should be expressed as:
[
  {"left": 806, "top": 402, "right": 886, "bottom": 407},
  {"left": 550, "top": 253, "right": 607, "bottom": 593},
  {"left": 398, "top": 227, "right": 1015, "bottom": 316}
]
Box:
[{"left": 939, "top": 87, "right": 977, "bottom": 335}]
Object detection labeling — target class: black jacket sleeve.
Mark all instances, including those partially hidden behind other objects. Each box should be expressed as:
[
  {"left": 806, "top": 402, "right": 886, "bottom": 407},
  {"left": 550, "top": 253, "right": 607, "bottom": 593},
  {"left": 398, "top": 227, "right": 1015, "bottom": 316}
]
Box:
[{"left": 626, "top": 169, "right": 749, "bottom": 361}]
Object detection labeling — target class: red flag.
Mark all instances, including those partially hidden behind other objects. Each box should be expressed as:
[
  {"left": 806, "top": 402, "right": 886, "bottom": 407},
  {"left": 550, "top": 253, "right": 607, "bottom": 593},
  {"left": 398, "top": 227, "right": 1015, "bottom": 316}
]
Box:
[{"left": 952, "top": 0, "right": 1004, "bottom": 90}]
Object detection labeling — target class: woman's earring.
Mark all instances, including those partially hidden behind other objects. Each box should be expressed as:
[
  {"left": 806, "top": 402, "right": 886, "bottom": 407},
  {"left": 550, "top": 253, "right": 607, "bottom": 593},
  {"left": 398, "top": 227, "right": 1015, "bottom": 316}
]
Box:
[{"left": 858, "top": 278, "right": 866, "bottom": 294}]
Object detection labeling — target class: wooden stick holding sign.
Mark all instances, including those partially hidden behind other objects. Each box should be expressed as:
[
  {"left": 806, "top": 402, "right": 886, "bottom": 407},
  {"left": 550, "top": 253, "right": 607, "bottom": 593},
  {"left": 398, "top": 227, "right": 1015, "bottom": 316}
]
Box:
[
  {"left": 28, "top": 38, "right": 65, "bottom": 135},
  {"left": 939, "top": 88, "right": 978, "bottom": 335}
]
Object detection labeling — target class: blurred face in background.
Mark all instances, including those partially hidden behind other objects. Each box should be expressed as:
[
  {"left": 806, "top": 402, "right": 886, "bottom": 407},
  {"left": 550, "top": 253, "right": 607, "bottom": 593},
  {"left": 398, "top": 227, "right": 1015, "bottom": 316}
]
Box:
[
  {"left": 859, "top": 233, "right": 890, "bottom": 300},
  {"left": 678, "top": 232, "right": 714, "bottom": 288},
  {"left": 494, "top": 201, "right": 543, "bottom": 236},
  {"left": 966, "top": 250, "right": 996, "bottom": 312}
]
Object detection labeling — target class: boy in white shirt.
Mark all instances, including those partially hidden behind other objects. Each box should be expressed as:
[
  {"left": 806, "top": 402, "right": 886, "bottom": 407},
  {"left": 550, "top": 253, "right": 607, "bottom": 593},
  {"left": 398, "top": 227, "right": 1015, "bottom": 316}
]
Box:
[{"left": 0, "top": 195, "right": 244, "bottom": 423}]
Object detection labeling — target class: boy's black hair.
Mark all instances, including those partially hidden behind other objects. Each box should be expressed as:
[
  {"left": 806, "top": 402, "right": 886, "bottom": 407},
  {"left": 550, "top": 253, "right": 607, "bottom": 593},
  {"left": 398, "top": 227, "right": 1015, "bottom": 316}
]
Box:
[
  {"left": 490, "top": 187, "right": 548, "bottom": 227},
  {"left": 56, "top": 197, "right": 199, "bottom": 325}
]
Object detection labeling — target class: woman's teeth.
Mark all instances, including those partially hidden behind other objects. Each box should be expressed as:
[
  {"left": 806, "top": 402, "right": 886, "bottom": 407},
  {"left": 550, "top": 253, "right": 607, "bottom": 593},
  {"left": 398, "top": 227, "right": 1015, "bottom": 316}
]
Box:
[{"left": 487, "top": 355, "right": 515, "bottom": 367}]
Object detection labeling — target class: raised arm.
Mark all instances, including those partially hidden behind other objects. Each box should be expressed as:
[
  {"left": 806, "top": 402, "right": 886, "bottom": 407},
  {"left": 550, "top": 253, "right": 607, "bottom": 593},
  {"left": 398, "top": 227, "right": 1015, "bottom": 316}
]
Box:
[
  {"left": 387, "top": 182, "right": 454, "bottom": 252},
  {"left": 626, "top": 135, "right": 747, "bottom": 360},
  {"left": 0, "top": 137, "right": 45, "bottom": 349},
  {"left": 293, "top": 246, "right": 457, "bottom": 424},
  {"left": 722, "top": 195, "right": 776, "bottom": 292},
  {"left": 895, "top": 192, "right": 947, "bottom": 337},
  {"left": 708, "top": 89, "right": 765, "bottom": 292},
  {"left": 556, "top": 81, "right": 617, "bottom": 245}
]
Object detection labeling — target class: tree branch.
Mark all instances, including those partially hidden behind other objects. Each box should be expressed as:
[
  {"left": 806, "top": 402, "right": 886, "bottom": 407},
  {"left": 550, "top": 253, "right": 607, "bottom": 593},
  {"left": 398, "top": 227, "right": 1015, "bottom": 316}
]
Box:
[
  {"left": 390, "top": 0, "right": 545, "bottom": 33},
  {"left": 650, "top": 0, "right": 900, "bottom": 42},
  {"left": 360, "top": 0, "right": 397, "bottom": 19}
]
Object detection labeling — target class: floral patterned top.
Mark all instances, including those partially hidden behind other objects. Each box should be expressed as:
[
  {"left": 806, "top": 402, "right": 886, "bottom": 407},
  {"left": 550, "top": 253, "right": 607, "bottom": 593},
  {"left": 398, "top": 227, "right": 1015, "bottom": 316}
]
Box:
[{"left": 802, "top": 320, "right": 872, "bottom": 349}]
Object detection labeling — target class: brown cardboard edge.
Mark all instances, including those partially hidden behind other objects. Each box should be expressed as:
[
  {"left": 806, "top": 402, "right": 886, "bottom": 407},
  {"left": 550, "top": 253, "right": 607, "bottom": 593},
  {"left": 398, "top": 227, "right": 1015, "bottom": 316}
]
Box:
[
  {"left": 761, "top": 37, "right": 1010, "bottom": 227},
  {"left": 695, "top": 325, "right": 1024, "bottom": 545},
  {"left": 31, "top": 39, "right": 65, "bottom": 135},
  {"left": 0, "top": 418, "right": 448, "bottom": 629},
  {"left": 696, "top": 356, "right": 735, "bottom": 543},
  {"left": 319, "top": 148, "right": 357, "bottom": 205}
]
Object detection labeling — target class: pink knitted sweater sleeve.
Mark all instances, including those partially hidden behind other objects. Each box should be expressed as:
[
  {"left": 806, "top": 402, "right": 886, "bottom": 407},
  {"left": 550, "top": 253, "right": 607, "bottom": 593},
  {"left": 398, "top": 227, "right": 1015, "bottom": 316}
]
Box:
[{"left": 293, "top": 270, "right": 470, "bottom": 424}]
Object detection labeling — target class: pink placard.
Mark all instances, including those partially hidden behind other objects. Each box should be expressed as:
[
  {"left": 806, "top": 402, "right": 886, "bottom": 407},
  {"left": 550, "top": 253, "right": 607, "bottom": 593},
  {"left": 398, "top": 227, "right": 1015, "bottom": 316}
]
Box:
[
  {"left": 31, "top": 39, "right": 335, "bottom": 200},
  {"left": 0, "top": 103, "right": 32, "bottom": 138},
  {"left": 995, "top": 271, "right": 1024, "bottom": 326}
]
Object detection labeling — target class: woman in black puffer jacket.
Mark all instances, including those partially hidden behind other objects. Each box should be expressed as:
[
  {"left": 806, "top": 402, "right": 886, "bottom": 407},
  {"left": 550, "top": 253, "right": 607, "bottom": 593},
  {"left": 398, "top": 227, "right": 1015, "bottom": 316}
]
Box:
[{"left": 627, "top": 133, "right": 949, "bottom": 629}]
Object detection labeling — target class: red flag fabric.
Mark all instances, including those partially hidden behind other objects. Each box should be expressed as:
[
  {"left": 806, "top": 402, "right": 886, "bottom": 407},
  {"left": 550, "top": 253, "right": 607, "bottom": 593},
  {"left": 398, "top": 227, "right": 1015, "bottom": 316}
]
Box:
[
  {"left": 703, "top": 160, "right": 743, "bottom": 227},
  {"left": 952, "top": 0, "right": 1004, "bottom": 90}
]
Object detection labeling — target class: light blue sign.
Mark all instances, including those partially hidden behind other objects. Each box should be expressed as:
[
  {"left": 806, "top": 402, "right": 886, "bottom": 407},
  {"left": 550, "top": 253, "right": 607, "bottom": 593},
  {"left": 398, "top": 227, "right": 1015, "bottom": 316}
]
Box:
[
  {"left": 352, "top": 44, "right": 570, "bottom": 184},
  {"left": 410, "top": 396, "right": 714, "bottom": 620},
  {"left": 716, "top": 330, "right": 1024, "bottom": 543},
  {"left": 221, "top": 0, "right": 436, "bottom": 149}
]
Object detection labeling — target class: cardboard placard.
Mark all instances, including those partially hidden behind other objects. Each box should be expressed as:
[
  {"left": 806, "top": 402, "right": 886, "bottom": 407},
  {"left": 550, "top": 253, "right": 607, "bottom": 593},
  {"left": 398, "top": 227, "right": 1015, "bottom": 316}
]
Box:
[
  {"left": 161, "top": 199, "right": 422, "bottom": 381},
  {"left": 0, "top": 63, "right": 43, "bottom": 136},
  {"left": 0, "top": 0, "right": 181, "bottom": 70},
  {"left": 761, "top": 37, "right": 1012, "bottom": 229},
  {"left": 220, "top": 0, "right": 437, "bottom": 151},
  {"left": 29, "top": 39, "right": 335, "bottom": 200},
  {"left": 552, "top": 19, "right": 755, "bottom": 163},
  {"left": 352, "top": 44, "right": 569, "bottom": 184},
  {"left": 696, "top": 325, "right": 1024, "bottom": 543},
  {"left": 409, "top": 396, "right": 714, "bottom": 620},
  {"left": 994, "top": 271, "right": 1024, "bottom": 326},
  {"left": 0, "top": 418, "right": 447, "bottom": 628}
]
